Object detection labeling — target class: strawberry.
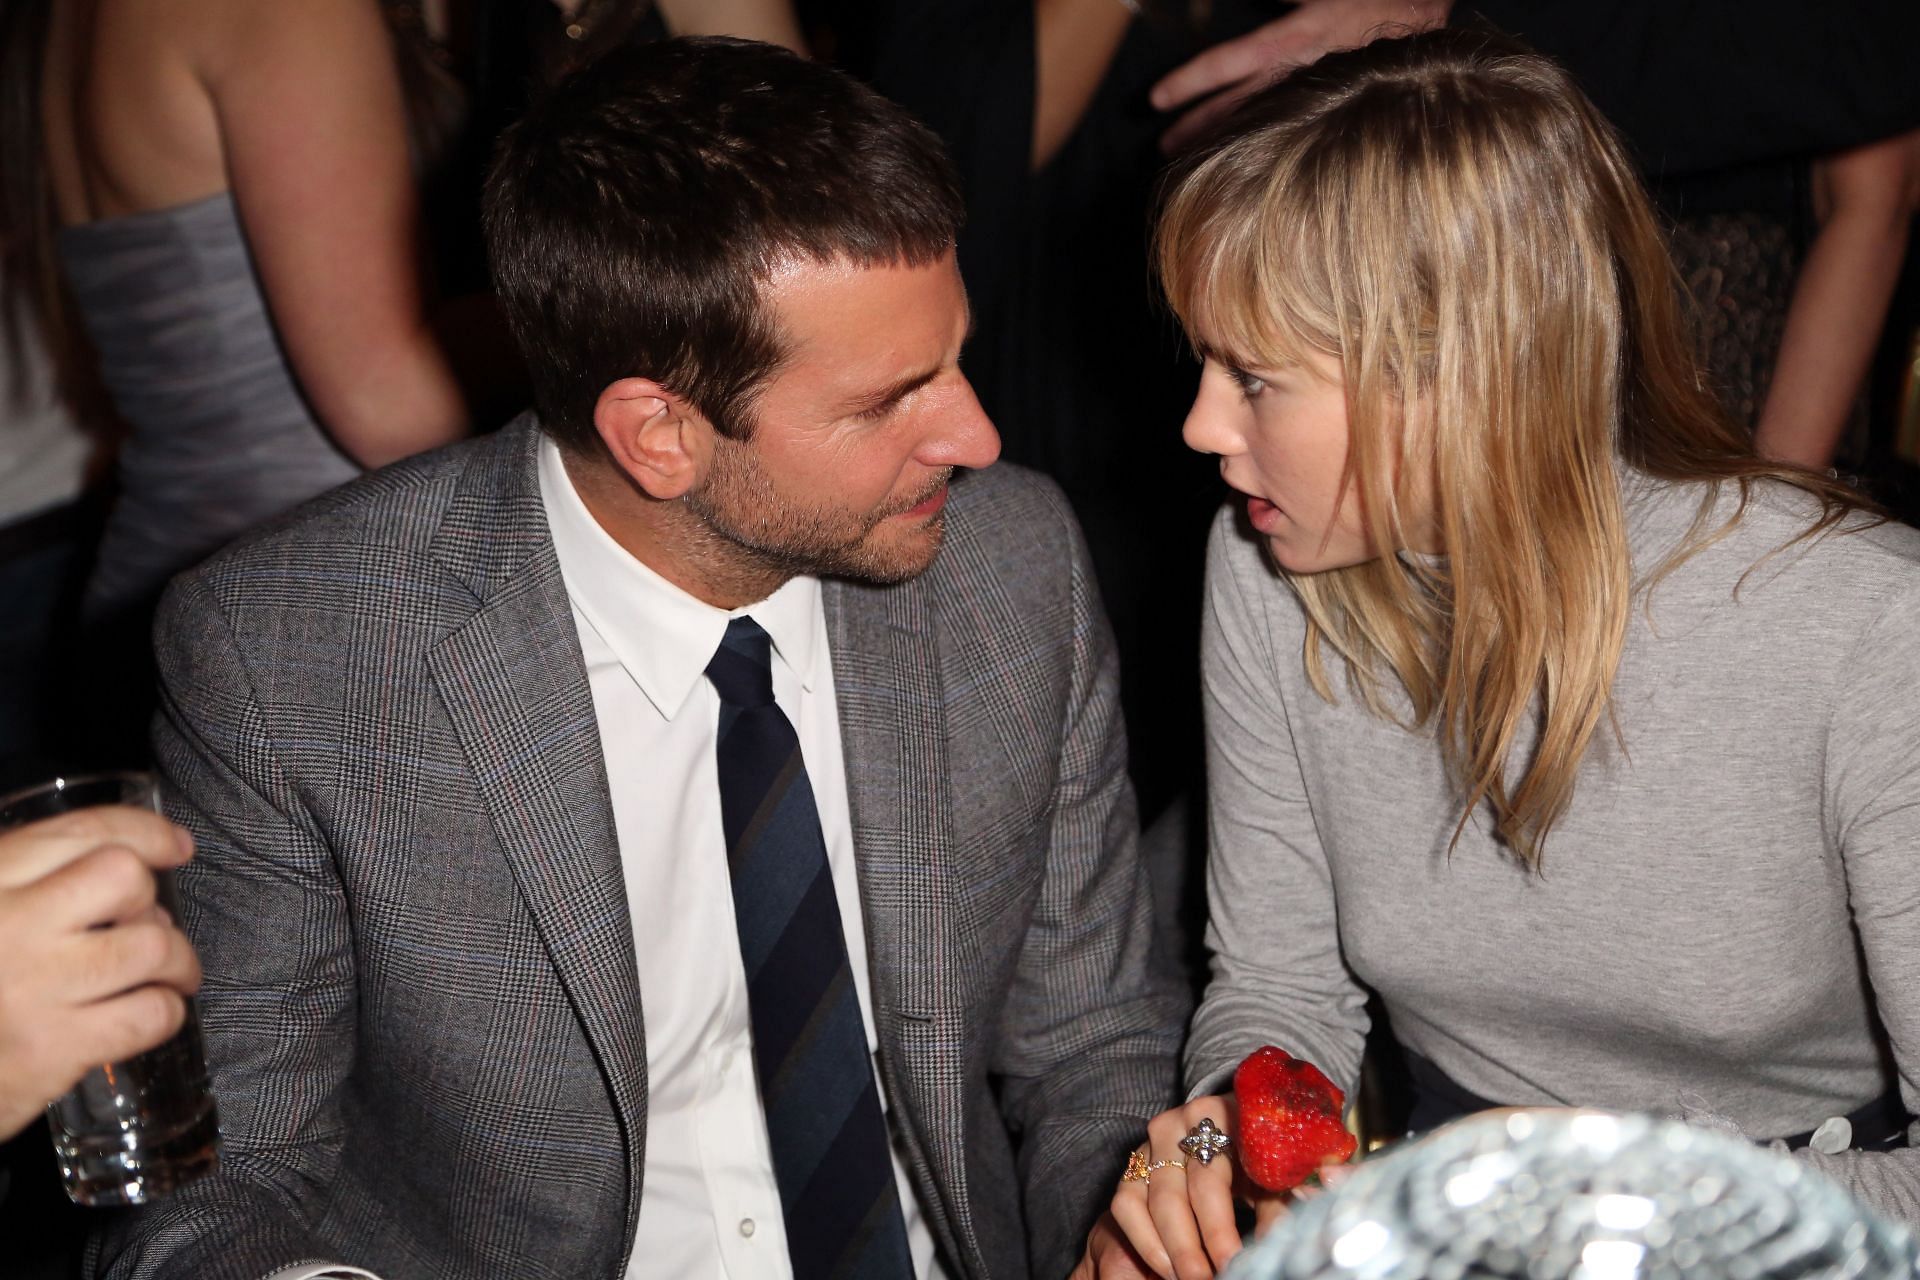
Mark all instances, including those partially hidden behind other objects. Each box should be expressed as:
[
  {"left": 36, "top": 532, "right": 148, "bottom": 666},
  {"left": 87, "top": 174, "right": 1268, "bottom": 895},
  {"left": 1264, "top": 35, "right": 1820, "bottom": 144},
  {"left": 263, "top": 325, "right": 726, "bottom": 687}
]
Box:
[{"left": 1232, "top": 1045, "right": 1358, "bottom": 1193}]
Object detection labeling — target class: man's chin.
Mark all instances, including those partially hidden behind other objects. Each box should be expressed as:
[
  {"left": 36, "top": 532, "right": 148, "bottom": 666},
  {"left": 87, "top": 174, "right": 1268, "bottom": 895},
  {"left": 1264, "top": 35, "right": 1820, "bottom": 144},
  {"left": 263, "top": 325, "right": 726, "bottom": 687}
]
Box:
[{"left": 833, "top": 516, "right": 947, "bottom": 585}]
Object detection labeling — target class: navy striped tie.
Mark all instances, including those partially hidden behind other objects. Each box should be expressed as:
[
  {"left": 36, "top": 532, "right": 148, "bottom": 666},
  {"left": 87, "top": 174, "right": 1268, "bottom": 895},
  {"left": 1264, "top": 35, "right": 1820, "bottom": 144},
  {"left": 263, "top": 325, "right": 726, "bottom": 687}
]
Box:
[{"left": 707, "top": 616, "right": 915, "bottom": 1280}]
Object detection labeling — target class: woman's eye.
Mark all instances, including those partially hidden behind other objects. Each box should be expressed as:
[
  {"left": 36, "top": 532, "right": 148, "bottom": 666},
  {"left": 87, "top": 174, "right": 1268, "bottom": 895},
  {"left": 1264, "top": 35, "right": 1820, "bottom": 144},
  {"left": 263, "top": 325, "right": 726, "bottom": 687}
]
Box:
[{"left": 1226, "top": 366, "right": 1267, "bottom": 399}]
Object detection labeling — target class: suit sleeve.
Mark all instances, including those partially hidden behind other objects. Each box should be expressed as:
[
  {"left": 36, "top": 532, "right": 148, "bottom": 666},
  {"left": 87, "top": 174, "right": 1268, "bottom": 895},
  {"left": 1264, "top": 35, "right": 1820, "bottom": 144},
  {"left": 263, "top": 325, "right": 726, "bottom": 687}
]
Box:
[
  {"left": 1796, "top": 581, "right": 1920, "bottom": 1219},
  {"left": 86, "top": 574, "right": 364, "bottom": 1280},
  {"left": 1182, "top": 511, "right": 1371, "bottom": 1102},
  {"left": 986, "top": 482, "right": 1189, "bottom": 1278},
  {"left": 1458, "top": 0, "right": 1920, "bottom": 176}
]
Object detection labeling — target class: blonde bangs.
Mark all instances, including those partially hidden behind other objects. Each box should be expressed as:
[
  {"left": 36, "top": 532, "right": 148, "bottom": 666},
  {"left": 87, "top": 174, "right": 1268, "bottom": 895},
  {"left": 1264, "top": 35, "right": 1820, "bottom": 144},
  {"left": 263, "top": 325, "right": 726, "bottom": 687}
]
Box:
[{"left": 1156, "top": 138, "right": 1338, "bottom": 378}]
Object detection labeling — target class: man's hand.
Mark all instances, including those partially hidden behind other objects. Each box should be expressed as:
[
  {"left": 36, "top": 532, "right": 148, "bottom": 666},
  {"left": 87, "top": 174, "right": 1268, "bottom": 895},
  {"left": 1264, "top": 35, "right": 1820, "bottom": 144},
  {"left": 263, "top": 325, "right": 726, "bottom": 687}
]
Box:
[
  {"left": 1150, "top": 0, "right": 1452, "bottom": 151},
  {"left": 1072, "top": 1212, "right": 1160, "bottom": 1280},
  {"left": 0, "top": 807, "right": 201, "bottom": 1140}
]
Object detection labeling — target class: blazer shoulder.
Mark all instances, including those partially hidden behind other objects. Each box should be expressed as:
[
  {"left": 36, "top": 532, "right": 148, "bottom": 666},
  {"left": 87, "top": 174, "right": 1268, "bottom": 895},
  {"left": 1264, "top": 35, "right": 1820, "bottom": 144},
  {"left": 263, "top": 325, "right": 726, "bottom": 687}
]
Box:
[
  {"left": 159, "top": 429, "right": 541, "bottom": 652},
  {"left": 943, "top": 460, "right": 1084, "bottom": 574},
  {"left": 921, "top": 463, "right": 1106, "bottom": 681},
  {"left": 174, "top": 429, "right": 532, "bottom": 612}
]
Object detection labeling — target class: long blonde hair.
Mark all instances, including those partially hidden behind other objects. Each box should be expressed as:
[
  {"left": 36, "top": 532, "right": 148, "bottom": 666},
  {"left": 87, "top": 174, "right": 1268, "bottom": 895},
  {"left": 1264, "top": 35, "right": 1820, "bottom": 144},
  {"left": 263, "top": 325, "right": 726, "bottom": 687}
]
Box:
[{"left": 1157, "top": 29, "right": 1867, "bottom": 866}]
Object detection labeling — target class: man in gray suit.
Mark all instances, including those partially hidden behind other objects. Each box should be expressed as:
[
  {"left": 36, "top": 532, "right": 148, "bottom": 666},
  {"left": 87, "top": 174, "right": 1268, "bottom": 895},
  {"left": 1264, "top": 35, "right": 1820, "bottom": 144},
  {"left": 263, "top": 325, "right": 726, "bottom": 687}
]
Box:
[{"left": 90, "top": 37, "right": 1185, "bottom": 1280}]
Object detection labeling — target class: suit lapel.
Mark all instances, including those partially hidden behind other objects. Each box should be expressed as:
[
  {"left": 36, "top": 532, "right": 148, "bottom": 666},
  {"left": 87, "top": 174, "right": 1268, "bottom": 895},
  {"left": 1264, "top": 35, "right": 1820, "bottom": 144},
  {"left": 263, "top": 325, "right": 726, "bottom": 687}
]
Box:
[
  {"left": 424, "top": 423, "right": 648, "bottom": 1266},
  {"left": 826, "top": 575, "right": 984, "bottom": 1279}
]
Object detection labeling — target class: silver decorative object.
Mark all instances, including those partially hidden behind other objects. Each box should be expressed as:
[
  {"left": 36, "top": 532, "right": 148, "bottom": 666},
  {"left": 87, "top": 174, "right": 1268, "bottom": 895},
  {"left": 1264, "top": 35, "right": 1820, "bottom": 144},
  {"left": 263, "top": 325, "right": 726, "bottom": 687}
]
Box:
[
  {"left": 1224, "top": 1110, "right": 1919, "bottom": 1280},
  {"left": 1182, "top": 1116, "right": 1233, "bottom": 1167}
]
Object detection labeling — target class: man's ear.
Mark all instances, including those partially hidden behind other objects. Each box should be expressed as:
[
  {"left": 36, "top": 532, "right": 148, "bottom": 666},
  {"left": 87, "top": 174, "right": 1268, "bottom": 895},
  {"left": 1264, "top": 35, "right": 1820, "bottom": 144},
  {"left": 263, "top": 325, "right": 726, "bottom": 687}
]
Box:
[{"left": 592, "top": 377, "right": 713, "bottom": 501}]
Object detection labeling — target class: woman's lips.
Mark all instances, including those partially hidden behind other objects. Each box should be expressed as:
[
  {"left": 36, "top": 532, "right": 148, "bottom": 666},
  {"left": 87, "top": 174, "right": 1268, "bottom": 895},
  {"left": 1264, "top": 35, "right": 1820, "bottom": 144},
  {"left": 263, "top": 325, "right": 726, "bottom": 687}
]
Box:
[{"left": 1246, "top": 494, "right": 1280, "bottom": 533}]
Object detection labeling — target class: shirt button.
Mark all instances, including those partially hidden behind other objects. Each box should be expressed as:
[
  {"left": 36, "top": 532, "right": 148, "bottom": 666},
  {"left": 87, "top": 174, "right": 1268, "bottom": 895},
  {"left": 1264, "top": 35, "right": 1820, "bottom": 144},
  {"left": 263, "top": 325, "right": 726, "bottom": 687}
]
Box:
[{"left": 739, "top": 1218, "right": 756, "bottom": 1238}]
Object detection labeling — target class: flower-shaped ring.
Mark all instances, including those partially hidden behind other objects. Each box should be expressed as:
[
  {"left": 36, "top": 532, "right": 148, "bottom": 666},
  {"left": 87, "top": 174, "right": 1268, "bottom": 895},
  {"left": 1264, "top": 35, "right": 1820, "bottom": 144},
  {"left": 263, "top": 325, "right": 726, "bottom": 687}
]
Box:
[{"left": 1179, "top": 1116, "right": 1232, "bottom": 1167}]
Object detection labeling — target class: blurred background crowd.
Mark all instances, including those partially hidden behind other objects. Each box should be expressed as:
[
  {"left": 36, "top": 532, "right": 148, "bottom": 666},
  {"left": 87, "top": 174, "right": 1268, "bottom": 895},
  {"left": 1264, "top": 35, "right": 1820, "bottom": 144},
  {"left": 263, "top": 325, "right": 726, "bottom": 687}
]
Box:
[{"left": 1, "top": 1, "right": 1917, "bottom": 1274}]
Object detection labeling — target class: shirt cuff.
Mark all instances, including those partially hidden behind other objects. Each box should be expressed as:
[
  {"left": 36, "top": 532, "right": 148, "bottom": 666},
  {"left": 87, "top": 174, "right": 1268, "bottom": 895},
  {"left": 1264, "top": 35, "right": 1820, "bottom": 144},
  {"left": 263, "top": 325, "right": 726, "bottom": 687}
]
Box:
[{"left": 262, "top": 1265, "right": 385, "bottom": 1280}]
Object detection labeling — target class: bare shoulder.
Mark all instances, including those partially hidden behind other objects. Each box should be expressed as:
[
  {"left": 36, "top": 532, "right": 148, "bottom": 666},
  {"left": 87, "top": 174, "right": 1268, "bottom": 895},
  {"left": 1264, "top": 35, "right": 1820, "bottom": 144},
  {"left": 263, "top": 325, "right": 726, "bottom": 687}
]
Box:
[
  {"left": 46, "top": 0, "right": 390, "bottom": 219},
  {"left": 181, "top": 0, "right": 395, "bottom": 83},
  {"left": 46, "top": 0, "right": 221, "bottom": 217}
]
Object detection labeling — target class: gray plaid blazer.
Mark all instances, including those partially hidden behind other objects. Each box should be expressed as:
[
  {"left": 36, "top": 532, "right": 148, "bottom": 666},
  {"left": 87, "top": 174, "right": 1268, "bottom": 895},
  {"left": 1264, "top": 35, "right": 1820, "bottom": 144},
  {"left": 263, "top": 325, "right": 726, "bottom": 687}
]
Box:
[{"left": 88, "top": 421, "right": 1186, "bottom": 1280}]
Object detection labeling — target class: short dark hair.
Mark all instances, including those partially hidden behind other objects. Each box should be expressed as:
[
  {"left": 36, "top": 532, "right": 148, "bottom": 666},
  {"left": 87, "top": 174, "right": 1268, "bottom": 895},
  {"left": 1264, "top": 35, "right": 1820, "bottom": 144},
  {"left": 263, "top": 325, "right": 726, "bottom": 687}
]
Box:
[{"left": 483, "top": 37, "right": 965, "bottom": 449}]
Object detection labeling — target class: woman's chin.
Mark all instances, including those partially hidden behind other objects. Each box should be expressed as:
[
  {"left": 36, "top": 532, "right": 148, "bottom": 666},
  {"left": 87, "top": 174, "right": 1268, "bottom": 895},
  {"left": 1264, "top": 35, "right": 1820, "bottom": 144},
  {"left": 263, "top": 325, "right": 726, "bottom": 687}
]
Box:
[{"left": 1264, "top": 535, "right": 1379, "bottom": 576}]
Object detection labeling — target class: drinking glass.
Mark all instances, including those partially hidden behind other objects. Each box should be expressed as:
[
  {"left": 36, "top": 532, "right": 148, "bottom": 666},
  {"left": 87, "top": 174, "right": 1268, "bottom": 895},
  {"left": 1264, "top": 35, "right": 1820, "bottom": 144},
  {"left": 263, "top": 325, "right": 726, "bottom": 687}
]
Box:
[{"left": 0, "top": 773, "right": 220, "bottom": 1206}]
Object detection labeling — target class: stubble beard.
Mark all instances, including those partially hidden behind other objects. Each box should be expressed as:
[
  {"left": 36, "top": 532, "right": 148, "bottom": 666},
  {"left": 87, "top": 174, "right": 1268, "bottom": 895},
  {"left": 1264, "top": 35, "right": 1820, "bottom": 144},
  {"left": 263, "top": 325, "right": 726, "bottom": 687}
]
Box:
[{"left": 682, "top": 446, "right": 954, "bottom": 592}]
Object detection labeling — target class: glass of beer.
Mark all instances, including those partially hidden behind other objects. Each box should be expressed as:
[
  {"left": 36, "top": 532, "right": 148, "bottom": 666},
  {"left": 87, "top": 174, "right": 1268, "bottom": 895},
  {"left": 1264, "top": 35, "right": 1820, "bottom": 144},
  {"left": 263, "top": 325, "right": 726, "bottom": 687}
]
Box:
[{"left": 0, "top": 773, "right": 220, "bottom": 1206}]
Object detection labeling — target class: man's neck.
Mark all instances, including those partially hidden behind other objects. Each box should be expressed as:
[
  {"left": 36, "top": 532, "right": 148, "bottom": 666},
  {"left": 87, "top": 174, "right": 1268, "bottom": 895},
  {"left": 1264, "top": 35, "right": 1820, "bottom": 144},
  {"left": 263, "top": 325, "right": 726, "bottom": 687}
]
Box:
[{"left": 560, "top": 449, "right": 789, "bottom": 611}]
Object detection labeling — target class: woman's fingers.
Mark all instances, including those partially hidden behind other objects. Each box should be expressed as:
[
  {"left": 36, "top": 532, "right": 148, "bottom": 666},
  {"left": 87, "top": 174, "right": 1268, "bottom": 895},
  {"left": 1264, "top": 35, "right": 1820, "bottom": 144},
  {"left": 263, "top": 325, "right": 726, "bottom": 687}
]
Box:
[
  {"left": 1188, "top": 1149, "right": 1242, "bottom": 1269},
  {"left": 1145, "top": 1101, "right": 1239, "bottom": 1280},
  {"left": 1317, "top": 1162, "right": 1357, "bottom": 1192},
  {"left": 1145, "top": 1162, "right": 1213, "bottom": 1280},
  {"left": 1252, "top": 1192, "right": 1291, "bottom": 1236},
  {"left": 1111, "top": 1172, "right": 1176, "bottom": 1280},
  {"left": 1111, "top": 1095, "right": 1248, "bottom": 1280}
]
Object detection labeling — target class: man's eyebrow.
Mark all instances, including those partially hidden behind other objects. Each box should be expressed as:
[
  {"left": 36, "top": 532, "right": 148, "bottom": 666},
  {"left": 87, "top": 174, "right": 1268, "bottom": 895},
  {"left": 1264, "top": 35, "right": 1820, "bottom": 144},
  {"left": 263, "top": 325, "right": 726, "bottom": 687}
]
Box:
[
  {"left": 849, "top": 365, "right": 942, "bottom": 416},
  {"left": 848, "top": 305, "right": 973, "bottom": 416}
]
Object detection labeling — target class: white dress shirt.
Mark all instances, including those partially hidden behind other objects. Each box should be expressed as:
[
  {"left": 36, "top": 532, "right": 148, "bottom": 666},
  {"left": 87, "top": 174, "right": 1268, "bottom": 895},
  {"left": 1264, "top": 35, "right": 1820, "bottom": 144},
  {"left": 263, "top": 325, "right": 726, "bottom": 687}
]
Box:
[{"left": 538, "top": 438, "right": 944, "bottom": 1280}]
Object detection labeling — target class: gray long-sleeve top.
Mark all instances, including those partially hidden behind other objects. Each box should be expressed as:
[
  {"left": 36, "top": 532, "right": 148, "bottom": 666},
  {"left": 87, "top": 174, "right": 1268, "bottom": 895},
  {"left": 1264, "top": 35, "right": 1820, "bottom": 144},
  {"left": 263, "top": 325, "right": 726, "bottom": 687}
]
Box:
[{"left": 1190, "top": 470, "right": 1920, "bottom": 1222}]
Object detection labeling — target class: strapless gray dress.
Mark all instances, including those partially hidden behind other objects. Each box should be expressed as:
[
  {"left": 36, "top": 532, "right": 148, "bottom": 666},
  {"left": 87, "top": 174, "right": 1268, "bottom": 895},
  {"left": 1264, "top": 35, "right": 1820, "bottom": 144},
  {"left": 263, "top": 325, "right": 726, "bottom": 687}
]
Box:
[{"left": 59, "top": 191, "right": 361, "bottom": 622}]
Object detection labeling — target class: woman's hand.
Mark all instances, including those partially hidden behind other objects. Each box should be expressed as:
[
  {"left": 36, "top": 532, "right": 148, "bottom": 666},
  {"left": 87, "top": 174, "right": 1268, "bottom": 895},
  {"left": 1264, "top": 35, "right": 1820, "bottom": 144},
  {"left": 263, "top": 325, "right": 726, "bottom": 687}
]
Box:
[
  {"left": 1106, "top": 1095, "right": 1289, "bottom": 1280},
  {"left": 1070, "top": 1211, "right": 1158, "bottom": 1279}
]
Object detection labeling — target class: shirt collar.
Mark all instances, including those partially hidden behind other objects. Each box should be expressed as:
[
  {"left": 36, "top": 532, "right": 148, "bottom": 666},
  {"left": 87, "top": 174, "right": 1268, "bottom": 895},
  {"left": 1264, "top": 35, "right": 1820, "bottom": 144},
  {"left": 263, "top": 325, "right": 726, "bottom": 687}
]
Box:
[{"left": 537, "top": 434, "right": 823, "bottom": 722}]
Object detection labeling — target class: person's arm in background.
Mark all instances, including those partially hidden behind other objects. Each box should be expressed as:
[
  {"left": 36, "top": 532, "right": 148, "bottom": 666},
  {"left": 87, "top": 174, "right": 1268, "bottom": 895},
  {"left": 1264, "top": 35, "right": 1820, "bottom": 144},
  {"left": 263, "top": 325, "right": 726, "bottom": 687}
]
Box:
[
  {"left": 1033, "top": 0, "right": 1134, "bottom": 170},
  {"left": 193, "top": 0, "right": 468, "bottom": 469},
  {"left": 655, "top": 0, "right": 806, "bottom": 53},
  {"left": 1150, "top": 1, "right": 1920, "bottom": 168},
  {"left": 1150, "top": 0, "right": 1448, "bottom": 151},
  {"left": 1754, "top": 130, "right": 1920, "bottom": 470},
  {"left": 0, "top": 808, "right": 199, "bottom": 1143}
]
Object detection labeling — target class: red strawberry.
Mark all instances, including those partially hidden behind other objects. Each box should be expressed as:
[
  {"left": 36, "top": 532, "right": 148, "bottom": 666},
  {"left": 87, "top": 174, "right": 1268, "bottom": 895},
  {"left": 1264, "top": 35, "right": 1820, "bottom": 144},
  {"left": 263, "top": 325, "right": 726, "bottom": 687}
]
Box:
[{"left": 1232, "top": 1046, "right": 1358, "bottom": 1192}]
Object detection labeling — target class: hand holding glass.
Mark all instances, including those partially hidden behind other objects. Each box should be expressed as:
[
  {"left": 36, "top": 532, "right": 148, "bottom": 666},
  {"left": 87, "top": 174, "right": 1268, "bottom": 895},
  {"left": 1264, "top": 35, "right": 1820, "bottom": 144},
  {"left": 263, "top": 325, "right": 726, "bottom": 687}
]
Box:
[{"left": 0, "top": 774, "right": 218, "bottom": 1205}]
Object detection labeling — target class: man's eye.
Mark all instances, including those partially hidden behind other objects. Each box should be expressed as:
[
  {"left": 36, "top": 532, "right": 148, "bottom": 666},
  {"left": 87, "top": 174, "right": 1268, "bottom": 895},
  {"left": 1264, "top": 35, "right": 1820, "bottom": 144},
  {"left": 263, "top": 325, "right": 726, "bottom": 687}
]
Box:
[
  {"left": 1226, "top": 366, "right": 1267, "bottom": 398},
  {"left": 857, "top": 399, "right": 897, "bottom": 422}
]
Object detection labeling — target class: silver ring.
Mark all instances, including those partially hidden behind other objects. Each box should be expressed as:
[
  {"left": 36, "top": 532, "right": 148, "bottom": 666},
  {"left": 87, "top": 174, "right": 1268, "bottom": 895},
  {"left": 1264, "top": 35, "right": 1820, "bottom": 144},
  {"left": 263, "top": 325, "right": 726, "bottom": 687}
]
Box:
[{"left": 1179, "top": 1116, "right": 1232, "bottom": 1166}]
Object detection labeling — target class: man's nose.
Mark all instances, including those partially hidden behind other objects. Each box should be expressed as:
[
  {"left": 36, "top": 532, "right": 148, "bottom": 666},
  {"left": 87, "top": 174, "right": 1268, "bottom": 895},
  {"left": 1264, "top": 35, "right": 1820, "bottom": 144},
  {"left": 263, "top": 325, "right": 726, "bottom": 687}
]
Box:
[{"left": 921, "top": 377, "right": 1001, "bottom": 471}]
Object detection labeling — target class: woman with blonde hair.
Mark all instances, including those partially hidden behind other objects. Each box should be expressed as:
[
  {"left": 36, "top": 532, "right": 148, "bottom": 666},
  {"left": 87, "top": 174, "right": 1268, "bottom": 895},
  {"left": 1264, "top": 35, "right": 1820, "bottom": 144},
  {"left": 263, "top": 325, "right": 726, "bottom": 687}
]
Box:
[{"left": 1083, "top": 27, "right": 1920, "bottom": 1280}]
